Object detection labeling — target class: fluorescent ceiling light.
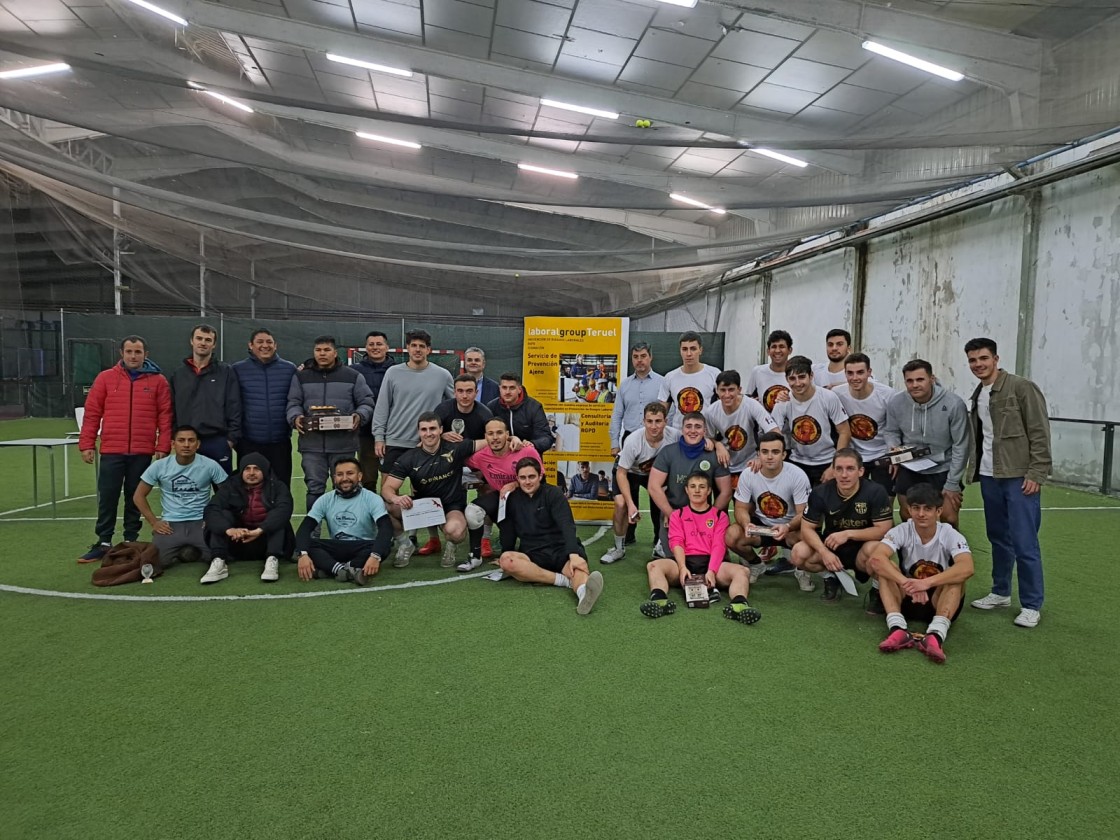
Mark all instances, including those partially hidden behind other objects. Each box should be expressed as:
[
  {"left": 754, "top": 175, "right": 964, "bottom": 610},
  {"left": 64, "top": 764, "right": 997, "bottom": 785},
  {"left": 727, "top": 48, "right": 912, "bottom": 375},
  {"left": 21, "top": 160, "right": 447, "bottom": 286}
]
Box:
[
  {"left": 670, "top": 193, "right": 725, "bottom": 214},
  {"left": 518, "top": 163, "right": 578, "bottom": 180},
  {"left": 539, "top": 99, "right": 619, "bottom": 120},
  {"left": 326, "top": 53, "right": 412, "bottom": 78},
  {"left": 752, "top": 148, "right": 808, "bottom": 168},
  {"left": 861, "top": 41, "right": 964, "bottom": 82},
  {"left": 0, "top": 63, "right": 70, "bottom": 80},
  {"left": 654, "top": 0, "right": 699, "bottom": 7},
  {"left": 355, "top": 132, "right": 422, "bottom": 150},
  {"left": 120, "top": 0, "right": 188, "bottom": 26},
  {"left": 190, "top": 84, "right": 254, "bottom": 113}
]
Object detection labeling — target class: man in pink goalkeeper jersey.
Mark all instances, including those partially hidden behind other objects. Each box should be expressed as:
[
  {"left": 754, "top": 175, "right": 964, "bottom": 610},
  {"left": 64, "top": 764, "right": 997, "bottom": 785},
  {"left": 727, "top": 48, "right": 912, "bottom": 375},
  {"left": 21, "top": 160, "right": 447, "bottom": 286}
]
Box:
[{"left": 639, "top": 472, "right": 759, "bottom": 625}]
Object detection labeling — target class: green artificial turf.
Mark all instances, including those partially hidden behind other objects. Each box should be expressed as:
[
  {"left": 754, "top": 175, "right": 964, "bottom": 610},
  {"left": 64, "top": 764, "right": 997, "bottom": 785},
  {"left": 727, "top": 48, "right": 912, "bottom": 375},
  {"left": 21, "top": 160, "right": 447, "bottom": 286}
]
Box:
[{"left": 1, "top": 419, "right": 1118, "bottom": 839}]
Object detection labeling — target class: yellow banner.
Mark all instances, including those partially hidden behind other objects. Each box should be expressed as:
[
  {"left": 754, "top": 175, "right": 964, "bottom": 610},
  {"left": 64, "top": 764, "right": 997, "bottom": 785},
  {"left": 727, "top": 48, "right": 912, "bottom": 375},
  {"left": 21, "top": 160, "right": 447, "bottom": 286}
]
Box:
[{"left": 524, "top": 316, "right": 629, "bottom": 521}]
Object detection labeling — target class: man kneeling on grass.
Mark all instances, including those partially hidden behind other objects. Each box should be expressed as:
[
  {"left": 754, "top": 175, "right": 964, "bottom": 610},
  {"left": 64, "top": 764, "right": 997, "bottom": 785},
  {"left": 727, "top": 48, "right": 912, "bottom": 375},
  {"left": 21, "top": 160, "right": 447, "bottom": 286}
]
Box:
[
  {"left": 641, "top": 471, "right": 759, "bottom": 624},
  {"left": 202, "top": 452, "right": 295, "bottom": 584},
  {"left": 867, "top": 482, "right": 974, "bottom": 663},
  {"left": 295, "top": 458, "right": 393, "bottom": 586},
  {"left": 498, "top": 457, "right": 604, "bottom": 615}
]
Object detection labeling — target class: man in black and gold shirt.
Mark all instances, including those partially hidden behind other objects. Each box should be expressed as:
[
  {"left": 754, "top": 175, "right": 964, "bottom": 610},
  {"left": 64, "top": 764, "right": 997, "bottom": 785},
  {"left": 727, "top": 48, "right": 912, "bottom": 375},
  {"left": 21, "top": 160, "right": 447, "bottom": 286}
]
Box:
[{"left": 791, "top": 448, "right": 893, "bottom": 604}]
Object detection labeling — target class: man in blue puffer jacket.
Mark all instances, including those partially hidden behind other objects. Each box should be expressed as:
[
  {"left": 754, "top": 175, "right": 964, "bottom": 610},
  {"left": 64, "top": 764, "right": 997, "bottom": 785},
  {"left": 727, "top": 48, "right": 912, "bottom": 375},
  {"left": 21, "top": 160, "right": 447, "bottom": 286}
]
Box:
[{"left": 233, "top": 328, "right": 298, "bottom": 487}]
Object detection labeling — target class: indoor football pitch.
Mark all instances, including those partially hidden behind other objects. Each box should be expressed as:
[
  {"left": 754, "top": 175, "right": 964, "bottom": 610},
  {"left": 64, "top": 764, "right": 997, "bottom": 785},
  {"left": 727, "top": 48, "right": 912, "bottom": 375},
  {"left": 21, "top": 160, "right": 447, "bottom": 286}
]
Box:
[{"left": 2, "top": 418, "right": 1117, "bottom": 839}]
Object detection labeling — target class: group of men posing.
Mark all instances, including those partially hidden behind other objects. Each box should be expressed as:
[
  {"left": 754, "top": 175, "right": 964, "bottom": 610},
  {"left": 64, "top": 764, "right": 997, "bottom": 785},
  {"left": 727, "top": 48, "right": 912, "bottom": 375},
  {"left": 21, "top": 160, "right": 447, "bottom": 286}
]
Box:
[{"left": 77, "top": 323, "right": 1051, "bottom": 646}]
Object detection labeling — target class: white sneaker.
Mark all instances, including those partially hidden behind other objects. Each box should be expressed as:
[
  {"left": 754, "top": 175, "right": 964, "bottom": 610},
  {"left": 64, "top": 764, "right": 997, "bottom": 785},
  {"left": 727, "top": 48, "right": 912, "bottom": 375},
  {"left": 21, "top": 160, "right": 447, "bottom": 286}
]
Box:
[
  {"left": 651, "top": 541, "right": 666, "bottom": 559},
  {"left": 577, "top": 571, "right": 604, "bottom": 615},
  {"left": 794, "top": 569, "right": 815, "bottom": 592},
  {"left": 456, "top": 554, "right": 483, "bottom": 573},
  {"left": 748, "top": 562, "right": 766, "bottom": 584},
  {"left": 1014, "top": 608, "right": 1041, "bottom": 628},
  {"left": 440, "top": 541, "right": 458, "bottom": 568},
  {"left": 394, "top": 537, "right": 415, "bottom": 568},
  {"left": 200, "top": 557, "right": 228, "bottom": 584},
  {"left": 601, "top": 546, "right": 626, "bottom": 564},
  {"left": 261, "top": 556, "right": 280, "bottom": 582},
  {"left": 971, "top": 593, "right": 1012, "bottom": 610}
]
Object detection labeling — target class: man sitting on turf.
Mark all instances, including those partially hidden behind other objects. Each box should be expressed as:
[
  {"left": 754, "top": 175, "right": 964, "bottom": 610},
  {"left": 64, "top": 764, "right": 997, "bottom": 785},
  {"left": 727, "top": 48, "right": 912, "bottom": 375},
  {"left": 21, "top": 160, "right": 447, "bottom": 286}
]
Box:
[
  {"left": 641, "top": 471, "right": 759, "bottom": 624},
  {"left": 868, "top": 482, "right": 975, "bottom": 663},
  {"left": 791, "top": 448, "right": 893, "bottom": 603},
  {"left": 498, "top": 457, "right": 605, "bottom": 615},
  {"left": 133, "top": 425, "right": 228, "bottom": 569},
  {"left": 725, "top": 431, "right": 813, "bottom": 591},
  {"left": 202, "top": 452, "right": 295, "bottom": 584},
  {"left": 295, "top": 457, "right": 393, "bottom": 586},
  {"left": 381, "top": 412, "right": 487, "bottom": 570}
]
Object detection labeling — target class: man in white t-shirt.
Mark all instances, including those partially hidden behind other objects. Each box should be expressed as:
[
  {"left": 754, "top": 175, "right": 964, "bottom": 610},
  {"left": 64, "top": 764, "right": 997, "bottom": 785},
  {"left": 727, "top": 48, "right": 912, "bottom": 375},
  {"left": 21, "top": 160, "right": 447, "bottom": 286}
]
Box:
[
  {"left": 810, "top": 328, "right": 852, "bottom": 389},
  {"left": 726, "top": 431, "right": 813, "bottom": 589},
  {"left": 836, "top": 352, "right": 897, "bottom": 499},
  {"left": 702, "top": 370, "right": 779, "bottom": 482},
  {"left": 867, "top": 482, "right": 975, "bottom": 663},
  {"left": 772, "top": 355, "right": 851, "bottom": 487},
  {"left": 745, "top": 329, "right": 793, "bottom": 412},
  {"left": 602, "top": 402, "right": 680, "bottom": 563},
  {"left": 659, "top": 330, "right": 720, "bottom": 429}
]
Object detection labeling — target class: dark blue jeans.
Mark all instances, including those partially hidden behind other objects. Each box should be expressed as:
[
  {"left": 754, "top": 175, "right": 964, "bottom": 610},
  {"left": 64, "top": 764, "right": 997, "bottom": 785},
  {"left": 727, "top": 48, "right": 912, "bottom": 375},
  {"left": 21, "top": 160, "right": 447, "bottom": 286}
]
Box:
[
  {"left": 95, "top": 454, "right": 152, "bottom": 543},
  {"left": 199, "top": 436, "right": 234, "bottom": 475},
  {"left": 979, "top": 476, "right": 1044, "bottom": 610}
]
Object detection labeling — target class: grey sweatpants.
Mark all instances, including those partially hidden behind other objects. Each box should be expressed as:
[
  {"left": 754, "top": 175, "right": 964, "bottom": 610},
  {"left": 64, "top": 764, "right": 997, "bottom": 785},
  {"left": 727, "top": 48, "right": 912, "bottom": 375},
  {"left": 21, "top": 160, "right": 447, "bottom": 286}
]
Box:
[{"left": 152, "top": 520, "right": 211, "bottom": 567}]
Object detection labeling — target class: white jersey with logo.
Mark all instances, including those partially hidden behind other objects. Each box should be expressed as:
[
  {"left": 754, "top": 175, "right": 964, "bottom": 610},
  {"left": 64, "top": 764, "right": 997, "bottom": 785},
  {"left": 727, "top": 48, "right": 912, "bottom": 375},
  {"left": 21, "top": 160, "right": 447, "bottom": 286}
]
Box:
[
  {"left": 773, "top": 387, "right": 849, "bottom": 466},
  {"left": 703, "top": 399, "right": 778, "bottom": 473},
  {"left": 617, "top": 426, "right": 681, "bottom": 475},
  {"left": 659, "top": 365, "right": 720, "bottom": 428},
  {"left": 733, "top": 462, "right": 811, "bottom": 527},
  {"left": 836, "top": 382, "right": 896, "bottom": 460},
  {"left": 745, "top": 365, "right": 790, "bottom": 413},
  {"left": 811, "top": 363, "right": 848, "bottom": 389},
  {"left": 882, "top": 520, "right": 971, "bottom": 578}
]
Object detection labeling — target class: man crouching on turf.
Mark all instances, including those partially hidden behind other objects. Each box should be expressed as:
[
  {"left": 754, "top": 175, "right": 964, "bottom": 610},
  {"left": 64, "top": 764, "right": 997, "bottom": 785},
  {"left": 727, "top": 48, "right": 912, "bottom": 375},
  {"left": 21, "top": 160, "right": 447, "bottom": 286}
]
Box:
[
  {"left": 867, "top": 482, "right": 974, "bottom": 663},
  {"left": 295, "top": 457, "right": 393, "bottom": 586},
  {"left": 641, "top": 471, "right": 759, "bottom": 624},
  {"left": 498, "top": 457, "right": 604, "bottom": 615}
]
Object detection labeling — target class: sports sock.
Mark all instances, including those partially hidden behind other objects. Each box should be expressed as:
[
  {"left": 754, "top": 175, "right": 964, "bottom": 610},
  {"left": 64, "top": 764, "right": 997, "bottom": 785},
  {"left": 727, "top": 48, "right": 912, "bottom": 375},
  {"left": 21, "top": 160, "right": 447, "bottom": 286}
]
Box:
[
  {"left": 927, "top": 615, "right": 951, "bottom": 641},
  {"left": 731, "top": 594, "right": 747, "bottom": 604},
  {"left": 331, "top": 562, "right": 344, "bottom": 575},
  {"left": 886, "top": 612, "right": 908, "bottom": 631},
  {"left": 554, "top": 573, "right": 571, "bottom": 589},
  {"left": 576, "top": 583, "right": 587, "bottom": 601},
  {"left": 614, "top": 534, "right": 625, "bottom": 551},
  {"left": 821, "top": 571, "right": 837, "bottom": 580},
  {"left": 649, "top": 588, "right": 667, "bottom": 602},
  {"left": 468, "top": 526, "right": 483, "bottom": 556}
]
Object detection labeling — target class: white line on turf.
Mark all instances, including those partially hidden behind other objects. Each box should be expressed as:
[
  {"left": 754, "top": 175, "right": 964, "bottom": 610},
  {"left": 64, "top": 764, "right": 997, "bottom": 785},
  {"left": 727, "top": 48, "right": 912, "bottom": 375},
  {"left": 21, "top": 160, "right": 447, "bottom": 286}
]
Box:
[
  {"left": 0, "top": 570, "right": 493, "bottom": 602},
  {"left": 0, "top": 494, "right": 96, "bottom": 517}
]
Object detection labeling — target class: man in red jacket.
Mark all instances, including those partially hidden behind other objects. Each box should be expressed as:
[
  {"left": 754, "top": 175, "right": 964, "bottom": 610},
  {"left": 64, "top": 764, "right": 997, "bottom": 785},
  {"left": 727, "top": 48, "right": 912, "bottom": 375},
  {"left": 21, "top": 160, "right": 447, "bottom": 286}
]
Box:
[{"left": 77, "top": 335, "right": 172, "bottom": 563}]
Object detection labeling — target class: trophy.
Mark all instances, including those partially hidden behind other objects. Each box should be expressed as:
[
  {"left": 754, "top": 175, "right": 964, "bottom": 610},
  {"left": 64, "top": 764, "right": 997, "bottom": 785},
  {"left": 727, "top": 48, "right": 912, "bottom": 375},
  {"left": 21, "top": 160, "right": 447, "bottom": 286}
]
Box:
[
  {"left": 746, "top": 524, "right": 780, "bottom": 538},
  {"left": 451, "top": 419, "right": 465, "bottom": 435},
  {"left": 872, "top": 445, "right": 932, "bottom": 468},
  {"left": 304, "top": 405, "right": 358, "bottom": 432},
  {"left": 141, "top": 563, "right": 155, "bottom": 584},
  {"left": 683, "top": 574, "right": 710, "bottom": 609}
]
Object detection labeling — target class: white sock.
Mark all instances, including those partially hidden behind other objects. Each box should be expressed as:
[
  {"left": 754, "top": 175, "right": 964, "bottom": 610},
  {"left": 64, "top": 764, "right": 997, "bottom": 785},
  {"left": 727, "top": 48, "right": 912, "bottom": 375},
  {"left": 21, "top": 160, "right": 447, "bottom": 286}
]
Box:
[
  {"left": 886, "top": 612, "right": 907, "bottom": 631},
  {"left": 614, "top": 535, "right": 625, "bottom": 550},
  {"left": 821, "top": 571, "right": 837, "bottom": 579},
  {"left": 554, "top": 573, "right": 571, "bottom": 589},
  {"left": 576, "top": 583, "right": 587, "bottom": 600},
  {"left": 928, "top": 615, "right": 951, "bottom": 641}
]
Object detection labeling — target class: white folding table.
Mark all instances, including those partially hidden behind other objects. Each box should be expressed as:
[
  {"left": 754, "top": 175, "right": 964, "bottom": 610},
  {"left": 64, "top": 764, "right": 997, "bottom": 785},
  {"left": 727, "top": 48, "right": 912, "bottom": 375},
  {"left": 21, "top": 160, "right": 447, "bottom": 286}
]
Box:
[{"left": 0, "top": 438, "right": 80, "bottom": 517}]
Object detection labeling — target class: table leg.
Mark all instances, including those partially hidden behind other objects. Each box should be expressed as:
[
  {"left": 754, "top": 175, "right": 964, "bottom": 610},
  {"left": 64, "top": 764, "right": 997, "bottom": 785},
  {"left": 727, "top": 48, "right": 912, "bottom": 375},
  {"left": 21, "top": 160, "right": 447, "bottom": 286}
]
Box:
[
  {"left": 50, "top": 446, "right": 57, "bottom": 518},
  {"left": 64, "top": 443, "right": 70, "bottom": 498},
  {"left": 31, "top": 447, "right": 38, "bottom": 508}
]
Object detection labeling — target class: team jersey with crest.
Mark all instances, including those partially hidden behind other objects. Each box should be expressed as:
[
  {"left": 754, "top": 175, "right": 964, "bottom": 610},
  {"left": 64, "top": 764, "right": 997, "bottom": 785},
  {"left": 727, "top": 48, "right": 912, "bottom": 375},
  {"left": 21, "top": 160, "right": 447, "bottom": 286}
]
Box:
[
  {"left": 659, "top": 365, "right": 720, "bottom": 428},
  {"left": 881, "top": 520, "right": 971, "bottom": 578},
  {"left": 811, "top": 363, "right": 849, "bottom": 389},
  {"left": 773, "top": 387, "right": 850, "bottom": 466},
  {"left": 836, "top": 382, "right": 896, "bottom": 460},
  {"left": 668, "top": 505, "right": 730, "bottom": 573},
  {"left": 466, "top": 444, "right": 542, "bottom": 491},
  {"left": 389, "top": 439, "right": 476, "bottom": 507},
  {"left": 804, "top": 478, "right": 893, "bottom": 536},
  {"left": 733, "top": 463, "right": 812, "bottom": 526},
  {"left": 617, "top": 426, "right": 681, "bottom": 475},
  {"left": 745, "top": 365, "right": 790, "bottom": 413},
  {"left": 702, "top": 399, "right": 778, "bottom": 473}
]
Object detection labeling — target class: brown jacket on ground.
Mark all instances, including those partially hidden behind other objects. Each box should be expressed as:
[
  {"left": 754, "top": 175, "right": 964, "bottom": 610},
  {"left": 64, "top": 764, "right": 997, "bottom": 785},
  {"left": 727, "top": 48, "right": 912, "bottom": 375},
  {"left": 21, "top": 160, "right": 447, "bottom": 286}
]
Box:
[{"left": 91, "top": 542, "right": 162, "bottom": 587}]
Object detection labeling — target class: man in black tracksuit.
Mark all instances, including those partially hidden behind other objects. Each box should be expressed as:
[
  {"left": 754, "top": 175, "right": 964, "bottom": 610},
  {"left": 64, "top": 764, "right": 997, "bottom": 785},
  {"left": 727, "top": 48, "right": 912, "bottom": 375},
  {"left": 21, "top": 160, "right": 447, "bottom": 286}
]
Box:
[
  {"left": 353, "top": 330, "right": 396, "bottom": 491},
  {"left": 169, "top": 324, "right": 242, "bottom": 474},
  {"left": 485, "top": 372, "right": 553, "bottom": 454}
]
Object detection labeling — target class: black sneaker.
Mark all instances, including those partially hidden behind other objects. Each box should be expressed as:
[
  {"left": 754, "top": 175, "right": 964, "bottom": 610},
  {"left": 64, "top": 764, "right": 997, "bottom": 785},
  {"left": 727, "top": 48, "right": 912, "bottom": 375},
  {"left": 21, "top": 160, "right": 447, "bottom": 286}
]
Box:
[
  {"left": 639, "top": 599, "right": 677, "bottom": 619},
  {"left": 865, "top": 587, "right": 886, "bottom": 616},
  {"left": 820, "top": 575, "right": 841, "bottom": 604},
  {"left": 708, "top": 587, "right": 721, "bottom": 604},
  {"left": 78, "top": 542, "right": 110, "bottom": 564},
  {"left": 352, "top": 568, "right": 369, "bottom": 587},
  {"left": 764, "top": 557, "right": 796, "bottom": 576},
  {"left": 723, "top": 602, "right": 762, "bottom": 624}
]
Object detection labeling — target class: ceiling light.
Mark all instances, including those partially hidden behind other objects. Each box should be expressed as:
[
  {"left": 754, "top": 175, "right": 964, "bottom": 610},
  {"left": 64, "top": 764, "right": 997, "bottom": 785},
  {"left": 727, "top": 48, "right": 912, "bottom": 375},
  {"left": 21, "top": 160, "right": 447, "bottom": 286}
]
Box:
[
  {"left": 518, "top": 163, "right": 578, "bottom": 179},
  {"left": 326, "top": 53, "right": 413, "bottom": 78},
  {"left": 0, "top": 63, "right": 70, "bottom": 80},
  {"left": 654, "top": 0, "right": 699, "bottom": 7},
  {"left": 189, "top": 84, "right": 254, "bottom": 113},
  {"left": 539, "top": 99, "right": 619, "bottom": 120},
  {"left": 355, "top": 132, "right": 422, "bottom": 149},
  {"left": 752, "top": 148, "right": 808, "bottom": 168},
  {"left": 670, "top": 193, "right": 725, "bottom": 214},
  {"left": 120, "top": 0, "right": 188, "bottom": 26},
  {"left": 861, "top": 41, "right": 964, "bottom": 82}
]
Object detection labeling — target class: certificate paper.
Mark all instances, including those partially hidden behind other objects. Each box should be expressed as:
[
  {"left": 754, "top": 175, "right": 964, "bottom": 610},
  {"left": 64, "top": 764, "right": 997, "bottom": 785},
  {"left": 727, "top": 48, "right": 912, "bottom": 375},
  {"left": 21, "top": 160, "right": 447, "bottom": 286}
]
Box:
[{"left": 401, "top": 497, "right": 447, "bottom": 530}]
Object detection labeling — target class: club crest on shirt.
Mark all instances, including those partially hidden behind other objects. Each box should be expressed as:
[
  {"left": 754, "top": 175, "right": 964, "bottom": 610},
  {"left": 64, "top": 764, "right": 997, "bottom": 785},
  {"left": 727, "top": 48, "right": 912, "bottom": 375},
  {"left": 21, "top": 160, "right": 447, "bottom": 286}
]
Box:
[
  {"left": 757, "top": 491, "right": 789, "bottom": 519},
  {"left": 849, "top": 414, "right": 878, "bottom": 441},
  {"left": 792, "top": 415, "right": 822, "bottom": 445},
  {"left": 912, "top": 559, "right": 941, "bottom": 579},
  {"left": 762, "top": 384, "right": 789, "bottom": 412},
  {"left": 854, "top": 501, "right": 867, "bottom": 514},
  {"left": 441, "top": 451, "right": 456, "bottom": 463},
  {"left": 705, "top": 518, "right": 714, "bottom": 529},
  {"left": 725, "top": 425, "right": 748, "bottom": 451},
  {"left": 677, "top": 386, "right": 704, "bottom": 414},
  {"left": 699, "top": 459, "right": 711, "bottom": 471}
]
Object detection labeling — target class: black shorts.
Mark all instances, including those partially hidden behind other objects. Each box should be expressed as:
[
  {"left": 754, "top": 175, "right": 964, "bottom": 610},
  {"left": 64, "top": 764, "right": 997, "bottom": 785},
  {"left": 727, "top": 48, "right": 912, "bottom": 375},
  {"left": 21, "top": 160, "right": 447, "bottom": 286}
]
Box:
[
  {"left": 790, "top": 461, "right": 829, "bottom": 487},
  {"left": 684, "top": 554, "right": 710, "bottom": 576},
  {"left": 901, "top": 590, "right": 965, "bottom": 623},
  {"left": 528, "top": 544, "right": 587, "bottom": 573},
  {"left": 613, "top": 470, "right": 649, "bottom": 498},
  {"left": 748, "top": 515, "right": 785, "bottom": 547},
  {"left": 866, "top": 462, "right": 896, "bottom": 497},
  {"left": 833, "top": 540, "right": 871, "bottom": 583},
  {"left": 379, "top": 446, "right": 410, "bottom": 476},
  {"left": 895, "top": 469, "right": 948, "bottom": 498}
]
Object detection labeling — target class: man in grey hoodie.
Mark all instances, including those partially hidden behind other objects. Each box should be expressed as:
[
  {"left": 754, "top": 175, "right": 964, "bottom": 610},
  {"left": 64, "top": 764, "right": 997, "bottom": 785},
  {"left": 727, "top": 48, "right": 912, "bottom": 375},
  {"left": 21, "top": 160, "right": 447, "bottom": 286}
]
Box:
[{"left": 883, "top": 359, "right": 970, "bottom": 527}]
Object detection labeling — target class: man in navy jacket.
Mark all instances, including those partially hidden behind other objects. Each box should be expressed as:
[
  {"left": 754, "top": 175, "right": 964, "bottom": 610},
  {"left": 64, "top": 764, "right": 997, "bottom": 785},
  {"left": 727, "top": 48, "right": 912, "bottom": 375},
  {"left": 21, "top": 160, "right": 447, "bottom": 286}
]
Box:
[
  {"left": 353, "top": 330, "right": 395, "bottom": 491},
  {"left": 232, "top": 328, "right": 297, "bottom": 487}
]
